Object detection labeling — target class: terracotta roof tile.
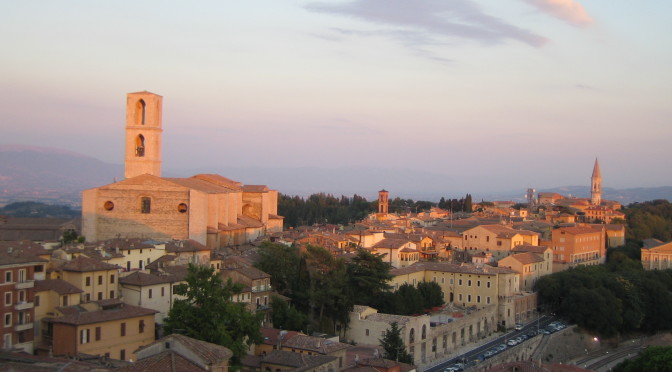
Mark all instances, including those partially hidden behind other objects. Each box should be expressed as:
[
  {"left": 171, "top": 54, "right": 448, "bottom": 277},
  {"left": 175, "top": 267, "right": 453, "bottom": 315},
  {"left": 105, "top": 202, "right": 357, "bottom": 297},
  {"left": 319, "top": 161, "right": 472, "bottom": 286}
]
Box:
[
  {"left": 50, "top": 302, "right": 157, "bottom": 326},
  {"left": 60, "top": 256, "right": 119, "bottom": 272},
  {"left": 115, "top": 351, "right": 203, "bottom": 372},
  {"left": 34, "top": 279, "right": 84, "bottom": 295}
]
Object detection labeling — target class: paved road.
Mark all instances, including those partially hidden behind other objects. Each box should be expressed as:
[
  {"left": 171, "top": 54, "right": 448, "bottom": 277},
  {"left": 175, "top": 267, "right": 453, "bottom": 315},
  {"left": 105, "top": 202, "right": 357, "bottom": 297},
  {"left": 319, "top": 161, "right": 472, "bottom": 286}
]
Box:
[{"left": 425, "top": 316, "right": 555, "bottom": 372}]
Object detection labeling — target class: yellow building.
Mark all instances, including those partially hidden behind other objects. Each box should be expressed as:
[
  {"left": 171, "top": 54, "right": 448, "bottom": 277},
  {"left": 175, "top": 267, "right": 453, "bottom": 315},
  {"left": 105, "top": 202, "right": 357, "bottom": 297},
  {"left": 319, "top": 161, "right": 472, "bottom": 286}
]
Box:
[
  {"left": 50, "top": 256, "right": 120, "bottom": 303},
  {"left": 641, "top": 240, "right": 672, "bottom": 270},
  {"left": 462, "top": 225, "right": 539, "bottom": 259},
  {"left": 46, "top": 299, "right": 157, "bottom": 361},
  {"left": 33, "top": 279, "right": 83, "bottom": 349},
  {"left": 82, "top": 91, "right": 283, "bottom": 249}
]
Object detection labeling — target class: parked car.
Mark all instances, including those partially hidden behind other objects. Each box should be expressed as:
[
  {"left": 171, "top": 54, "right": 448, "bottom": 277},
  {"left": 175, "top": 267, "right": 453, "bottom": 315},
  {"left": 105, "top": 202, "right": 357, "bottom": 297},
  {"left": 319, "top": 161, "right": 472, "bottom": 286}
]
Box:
[{"left": 515, "top": 323, "right": 524, "bottom": 330}]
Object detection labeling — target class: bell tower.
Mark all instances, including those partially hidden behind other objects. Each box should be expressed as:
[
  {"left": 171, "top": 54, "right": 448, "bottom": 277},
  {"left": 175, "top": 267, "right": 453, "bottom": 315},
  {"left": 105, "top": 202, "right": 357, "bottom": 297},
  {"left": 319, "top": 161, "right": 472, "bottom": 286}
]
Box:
[
  {"left": 591, "top": 158, "right": 602, "bottom": 205},
  {"left": 378, "top": 189, "right": 389, "bottom": 214},
  {"left": 124, "top": 91, "right": 163, "bottom": 179}
]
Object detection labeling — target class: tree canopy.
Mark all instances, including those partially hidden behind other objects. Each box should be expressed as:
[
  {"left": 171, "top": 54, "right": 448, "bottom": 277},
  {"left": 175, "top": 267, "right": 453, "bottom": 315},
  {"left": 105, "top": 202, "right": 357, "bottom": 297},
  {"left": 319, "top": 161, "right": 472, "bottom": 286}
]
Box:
[
  {"left": 255, "top": 242, "right": 394, "bottom": 335},
  {"left": 535, "top": 257, "right": 672, "bottom": 337},
  {"left": 380, "top": 322, "right": 413, "bottom": 364},
  {"left": 163, "top": 264, "right": 263, "bottom": 364},
  {"left": 614, "top": 346, "right": 672, "bottom": 372}
]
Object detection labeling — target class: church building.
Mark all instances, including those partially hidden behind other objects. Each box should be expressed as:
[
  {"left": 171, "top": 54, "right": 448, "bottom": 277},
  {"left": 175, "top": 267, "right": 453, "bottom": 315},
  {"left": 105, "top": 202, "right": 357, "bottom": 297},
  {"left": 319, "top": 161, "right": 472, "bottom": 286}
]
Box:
[{"left": 82, "top": 91, "right": 283, "bottom": 248}]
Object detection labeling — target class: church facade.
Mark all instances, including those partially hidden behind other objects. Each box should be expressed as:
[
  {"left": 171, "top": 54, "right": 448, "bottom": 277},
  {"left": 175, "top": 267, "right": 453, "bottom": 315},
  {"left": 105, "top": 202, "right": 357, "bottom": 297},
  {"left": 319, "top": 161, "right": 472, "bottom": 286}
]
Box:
[{"left": 82, "top": 91, "right": 283, "bottom": 248}]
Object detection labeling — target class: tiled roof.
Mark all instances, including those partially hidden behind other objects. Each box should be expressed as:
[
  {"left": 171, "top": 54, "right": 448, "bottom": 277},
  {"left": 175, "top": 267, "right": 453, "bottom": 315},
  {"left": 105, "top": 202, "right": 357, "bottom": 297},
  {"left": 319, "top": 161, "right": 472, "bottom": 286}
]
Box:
[
  {"left": 100, "top": 238, "right": 155, "bottom": 251},
  {"left": 60, "top": 256, "right": 119, "bottom": 272},
  {"left": 115, "top": 350, "right": 203, "bottom": 372},
  {"left": 512, "top": 245, "right": 550, "bottom": 254},
  {"left": 222, "top": 266, "right": 270, "bottom": 280},
  {"left": 192, "top": 174, "right": 243, "bottom": 191},
  {"left": 507, "top": 252, "right": 544, "bottom": 265},
  {"left": 119, "top": 271, "right": 177, "bottom": 286},
  {"left": 34, "top": 279, "right": 83, "bottom": 295},
  {"left": 136, "top": 334, "right": 233, "bottom": 366},
  {"left": 164, "top": 177, "right": 235, "bottom": 194},
  {"left": 261, "top": 350, "right": 337, "bottom": 371},
  {"left": 159, "top": 265, "right": 189, "bottom": 281},
  {"left": 50, "top": 302, "right": 157, "bottom": 326},
  {"left": 390, "top": 261, "right": 516, "bottom": 277},
  {"left": 242, "top": 185, "right": 269, "bottom": 192},
  {"left": 282, "top": 334, "right": 351, "bottom": 354},
  {"left": 260, "top": 328, "right": 299, "bottom": 346},
  {"left": 642, "top": 238, "right": 665, "bottom": 249},
  {"left": 0, "top": 241, "right": 50, "bottom": 266},
  {"left": 372, "top": 238, "right": 411, "bottom": 249},
  {"left": 165, "top": 240, "right": 211, "bottom": 253},
  {"left": 555, "top": 226, "right": 601, "bottom": 235}
]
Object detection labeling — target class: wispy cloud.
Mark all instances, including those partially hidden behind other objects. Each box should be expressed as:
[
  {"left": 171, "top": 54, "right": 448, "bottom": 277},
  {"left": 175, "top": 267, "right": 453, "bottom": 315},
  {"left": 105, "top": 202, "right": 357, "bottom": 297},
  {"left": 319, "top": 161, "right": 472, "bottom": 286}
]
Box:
[
  {"left": 523, "top": 0, "right": 593, "bottom": 27},
  {"left": 306, "top": 0, "right": 548, "bottom": 49}
]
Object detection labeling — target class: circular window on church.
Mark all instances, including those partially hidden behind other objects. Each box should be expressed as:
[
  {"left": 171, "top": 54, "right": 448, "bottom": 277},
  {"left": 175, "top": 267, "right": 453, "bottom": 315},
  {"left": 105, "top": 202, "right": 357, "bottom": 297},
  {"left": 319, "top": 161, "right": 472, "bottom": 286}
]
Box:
[
  {"left": 178, "top": 203, "right": 188, "bottom": 213},
  {"left": 104, "top": 201, "right": 114, "bottom": 211}
]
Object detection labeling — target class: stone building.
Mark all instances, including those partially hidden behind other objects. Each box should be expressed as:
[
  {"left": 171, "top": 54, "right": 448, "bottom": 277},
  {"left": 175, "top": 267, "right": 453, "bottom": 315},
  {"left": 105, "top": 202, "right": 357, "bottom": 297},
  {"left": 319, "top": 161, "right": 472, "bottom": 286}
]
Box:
[{"left": 82, "top": 92, "right": 283, "bottom": 249}]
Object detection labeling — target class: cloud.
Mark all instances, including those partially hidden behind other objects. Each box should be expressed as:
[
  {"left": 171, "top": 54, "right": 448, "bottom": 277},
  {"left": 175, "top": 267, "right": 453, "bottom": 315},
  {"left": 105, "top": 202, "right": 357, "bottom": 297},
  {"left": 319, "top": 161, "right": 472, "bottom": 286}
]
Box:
[
  {"left": 306, "top": 0, "right": 548, "bottom": 49},
  {"left": 523, "top": 0, "right": 593, "bottom": 27}
]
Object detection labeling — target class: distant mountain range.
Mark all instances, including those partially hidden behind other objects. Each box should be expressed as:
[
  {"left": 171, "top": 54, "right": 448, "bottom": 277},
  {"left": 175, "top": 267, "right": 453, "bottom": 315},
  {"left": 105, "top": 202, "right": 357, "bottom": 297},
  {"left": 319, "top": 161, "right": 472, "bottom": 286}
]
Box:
[{"left": 1, "top": 145, "right": 670, "bottom": 208}]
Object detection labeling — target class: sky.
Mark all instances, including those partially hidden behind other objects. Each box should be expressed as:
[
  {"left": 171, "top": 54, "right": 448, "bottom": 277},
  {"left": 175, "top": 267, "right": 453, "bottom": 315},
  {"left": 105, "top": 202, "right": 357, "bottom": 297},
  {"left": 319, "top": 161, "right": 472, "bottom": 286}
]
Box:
[{"left": 1, "top": 0, "right": 671, "bottom": 195}]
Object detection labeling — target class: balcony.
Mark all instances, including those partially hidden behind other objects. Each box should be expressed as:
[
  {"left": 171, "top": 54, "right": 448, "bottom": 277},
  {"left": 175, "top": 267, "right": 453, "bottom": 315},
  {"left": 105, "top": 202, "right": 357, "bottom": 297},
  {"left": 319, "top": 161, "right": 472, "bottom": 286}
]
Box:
[
  {"left": 252, "top": 285, "right": 272, "bottom": 293},
  {"left": 15, "top": 322, "right": 33, "bottom": 332},
  {"left": 15, "top": 280, "right": 34, "bottom": 290},
  {"left": 15, "top": 301, "right": 34, "bottom": 311}
]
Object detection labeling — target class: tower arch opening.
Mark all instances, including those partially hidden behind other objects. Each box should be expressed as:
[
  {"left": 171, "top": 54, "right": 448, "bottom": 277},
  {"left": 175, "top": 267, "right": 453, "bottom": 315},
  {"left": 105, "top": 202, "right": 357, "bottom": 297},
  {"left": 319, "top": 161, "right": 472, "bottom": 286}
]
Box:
[
  {"left": 135, "top": 134, "right": 145, "bottom": 157},
  {"left": 136, "top": 99, "right": 146, "bottom": 125}
]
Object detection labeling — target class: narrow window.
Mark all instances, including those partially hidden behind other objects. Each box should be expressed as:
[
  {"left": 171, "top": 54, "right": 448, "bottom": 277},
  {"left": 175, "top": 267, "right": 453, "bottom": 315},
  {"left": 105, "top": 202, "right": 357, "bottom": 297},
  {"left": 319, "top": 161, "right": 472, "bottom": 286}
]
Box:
[
  {"left": 148, "top": 289, "right": 153, "bottom": 299},
  {"left": 137, "top": 99, "right": 146, "bottom": 125},
  {"left": 120, "top": 322, "right": 126, "bottom": 337},
  {"left": 98, "top": 275, "right": 103, "bottom": 285},
  {"left": 110, "top": 275, "right": 115, "bottom": 284},
  {"left": 139, "top": 319, "right": 145, "bottom": 333},
  {"left": 95, "top": 326, "right": 101, "bottom": 341},
  {"left": 85, "top": 277, "right": 91, "bottom": 286},
  {"left": 35, "top": 295, "right": 40, "bottom": 306},
  {"left": 141, "top": 197, "right": 151, "bottom": 213},
  {"left": 120, "top": 349, "right": 126, "bottom": 360}
]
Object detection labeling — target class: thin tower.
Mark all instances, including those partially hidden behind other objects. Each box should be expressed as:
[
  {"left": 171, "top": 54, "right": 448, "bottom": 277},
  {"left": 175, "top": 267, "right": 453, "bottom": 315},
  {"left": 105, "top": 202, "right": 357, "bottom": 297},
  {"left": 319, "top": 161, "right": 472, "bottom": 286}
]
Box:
[
  {"left": 591, "top": 158, "right": 602, "bottom": 205},
  {"left": 124, "top": 91, "right": 163, "bottom": 179}
]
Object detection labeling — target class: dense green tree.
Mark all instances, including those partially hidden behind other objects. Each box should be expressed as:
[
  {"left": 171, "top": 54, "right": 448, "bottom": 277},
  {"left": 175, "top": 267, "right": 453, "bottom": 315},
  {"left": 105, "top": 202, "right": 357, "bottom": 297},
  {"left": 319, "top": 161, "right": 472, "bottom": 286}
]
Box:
[
  {"left": 346, "top": 249, "right": 392, "bottom": 306},
  {"left": 270, "top": 296, "right": 309, "bottom": 332},
  {"left": 254, "top": 241, "right": 304, "bottom": 297},
  {"left": 163, "top": 264, "right": 263, "bottom": 364},
  {"left": 277, "top": 193, "right": 375, "bottom": 228},
  {"left": 614, "top": 346, "right": 672, "bottom": 372},
  {"left": 417, "top": 281, "right": 444, "bottom": 309},
  {"left": 380, "top": 322, "right": 413, "bottom": 364},
  {"left": 535, "top": 258, "right": 672, "bottom": 337}
]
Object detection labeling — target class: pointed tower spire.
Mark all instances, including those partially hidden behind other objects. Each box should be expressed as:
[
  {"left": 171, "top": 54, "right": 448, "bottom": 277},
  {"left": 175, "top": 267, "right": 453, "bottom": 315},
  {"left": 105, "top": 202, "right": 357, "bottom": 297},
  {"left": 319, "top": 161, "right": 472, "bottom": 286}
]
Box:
[
  {"left": 591, "top": 158, "right": 602, "bottom": 205},
  {"left": 592, "top": 158, "right": 601, "bottom": 179}
]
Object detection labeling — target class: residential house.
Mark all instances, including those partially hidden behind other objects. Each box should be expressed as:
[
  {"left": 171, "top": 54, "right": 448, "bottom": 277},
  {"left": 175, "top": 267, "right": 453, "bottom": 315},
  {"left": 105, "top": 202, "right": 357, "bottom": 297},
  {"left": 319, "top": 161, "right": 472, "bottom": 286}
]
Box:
[
  {"left": 119, "top": 271, "right": 185, "bottom": 324},
  {"left": 45, "top": 299, "right": 157, "bottom": 361},
  {"left": 33, "top": 279, "right": 83, "bottom": 349},
  {"left": 371, "top": 239, "right": 419, "bottom": 268},
  {"left": 50, "top": 256, "right": 120, "bottom": 303},
  {"left": 461, "top": 225, "right": 539, "bottom": 260},
  {"left": 0, "top": 247, "right": 47, "bottom": 353}
]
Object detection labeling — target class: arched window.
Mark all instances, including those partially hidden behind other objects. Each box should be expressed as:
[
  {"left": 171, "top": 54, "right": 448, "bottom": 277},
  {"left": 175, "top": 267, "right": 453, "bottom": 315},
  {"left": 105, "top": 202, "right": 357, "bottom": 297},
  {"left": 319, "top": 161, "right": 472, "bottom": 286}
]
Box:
[
  {"left": 422, "top": 324, "right": 427, "bottom": 340},
  {"left": 136, "top": 99, "right": 146, "bottom": 125},
  {"left": 409, "top": 328, "right": 415, "bottom": 343},
  {"left": 135, "top": 135, "right": 145, "bottom": 157}
]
